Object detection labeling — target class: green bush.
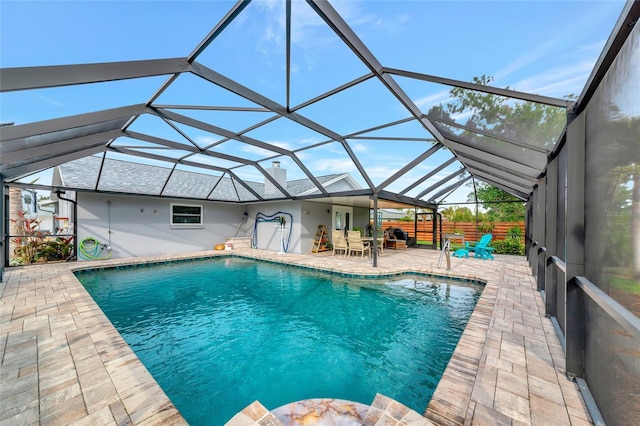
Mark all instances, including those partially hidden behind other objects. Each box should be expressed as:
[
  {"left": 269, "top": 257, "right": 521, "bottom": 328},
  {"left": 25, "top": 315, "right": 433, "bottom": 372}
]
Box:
[
  {"left": 507, "top": 225, "right": 522, "bottom": 242},
  {"left": 492, "top": 239, "right": 525, "bottom": 255}
]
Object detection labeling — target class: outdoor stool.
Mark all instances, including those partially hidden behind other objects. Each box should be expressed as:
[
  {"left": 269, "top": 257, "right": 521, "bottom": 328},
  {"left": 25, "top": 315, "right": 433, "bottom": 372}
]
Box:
[{"left": 452, "top": 249, "right": 469, "bottom": 258}]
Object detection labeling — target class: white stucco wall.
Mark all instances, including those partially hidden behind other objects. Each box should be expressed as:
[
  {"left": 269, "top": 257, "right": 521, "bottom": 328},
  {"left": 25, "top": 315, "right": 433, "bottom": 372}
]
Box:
[
  {"left": 76, "top": 193, "right": 371, "bottom": 259},
  {"left": 244, "top": 202, "right": 304, "bottom": 254},
  {"left": 77, "top": 193, "right": 246, "bottom": 259}
]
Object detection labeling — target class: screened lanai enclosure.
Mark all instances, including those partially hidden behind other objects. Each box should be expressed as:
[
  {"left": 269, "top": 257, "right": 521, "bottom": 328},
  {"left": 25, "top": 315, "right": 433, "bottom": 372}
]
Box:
[{"left": 1, "top": 0, "right": 639, "bottom": 424}]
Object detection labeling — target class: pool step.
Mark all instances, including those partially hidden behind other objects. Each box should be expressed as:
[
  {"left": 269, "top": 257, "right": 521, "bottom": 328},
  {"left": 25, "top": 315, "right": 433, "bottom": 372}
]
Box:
[
  {"left": 225, "top": 401, "right": 281, "bottom": 425},
  {"left": 228, "top": 237, "right": 252, "bottom": 249},
  {"left": 225, "top": 394, "right": 434, "bottom": 425}
]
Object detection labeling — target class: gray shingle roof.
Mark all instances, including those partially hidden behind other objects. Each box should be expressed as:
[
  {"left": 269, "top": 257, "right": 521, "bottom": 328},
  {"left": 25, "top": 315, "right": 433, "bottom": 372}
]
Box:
[{"left": 56, "top": 156, "right": 354, "bottom": 201}]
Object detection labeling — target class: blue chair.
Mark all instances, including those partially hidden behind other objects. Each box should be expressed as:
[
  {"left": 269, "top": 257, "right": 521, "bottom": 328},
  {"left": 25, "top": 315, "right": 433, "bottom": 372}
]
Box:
[{"left": 465, "top": 234, "right": 494, "bottom": 260}]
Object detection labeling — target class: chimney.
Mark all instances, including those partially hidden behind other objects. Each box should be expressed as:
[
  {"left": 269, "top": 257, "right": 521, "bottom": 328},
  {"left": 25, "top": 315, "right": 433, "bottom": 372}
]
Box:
[{"left": 265, "top": 161, "right": 286, "bottom": 196}]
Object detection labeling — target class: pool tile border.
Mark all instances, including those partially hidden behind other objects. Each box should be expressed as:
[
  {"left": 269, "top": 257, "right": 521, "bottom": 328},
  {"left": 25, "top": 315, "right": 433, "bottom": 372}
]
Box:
[{"left": 73, "top": 252, "right": 486, "bottom": 286}]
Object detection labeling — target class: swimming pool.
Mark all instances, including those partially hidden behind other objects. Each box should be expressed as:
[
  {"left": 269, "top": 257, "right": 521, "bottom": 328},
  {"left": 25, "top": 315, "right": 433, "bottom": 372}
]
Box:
[{"left": 77, "top": 257, "right": 482, "bottom": 424}]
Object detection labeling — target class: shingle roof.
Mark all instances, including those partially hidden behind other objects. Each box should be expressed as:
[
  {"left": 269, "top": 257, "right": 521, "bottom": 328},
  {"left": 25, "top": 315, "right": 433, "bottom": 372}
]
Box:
[{"left": 56, "top": 156, "right": 353, "bottom": 202}]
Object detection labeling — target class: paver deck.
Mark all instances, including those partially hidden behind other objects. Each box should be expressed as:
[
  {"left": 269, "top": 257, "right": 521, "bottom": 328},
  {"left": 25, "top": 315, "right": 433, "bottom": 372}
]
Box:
[{"left": 0, "top": 248, "right": 592, "bottom": 425}]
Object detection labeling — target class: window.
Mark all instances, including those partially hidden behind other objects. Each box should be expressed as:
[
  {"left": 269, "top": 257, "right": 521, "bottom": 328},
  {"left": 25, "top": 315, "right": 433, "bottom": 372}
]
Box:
[{"left": 171, "top": 204, "right": 203, "bottom": 228}]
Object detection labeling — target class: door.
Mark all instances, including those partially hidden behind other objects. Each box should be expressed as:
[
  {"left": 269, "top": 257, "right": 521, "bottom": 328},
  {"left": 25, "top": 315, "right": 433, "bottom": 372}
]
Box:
[{"left": 332, "top": 205, "right": 353, "bottom": 235}]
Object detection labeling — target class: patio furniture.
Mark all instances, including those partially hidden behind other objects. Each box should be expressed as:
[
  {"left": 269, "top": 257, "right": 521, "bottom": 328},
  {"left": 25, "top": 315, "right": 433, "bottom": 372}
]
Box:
[
  {"left": 465, "top": 234, "right": 494, "bottom": 260},
  {"left": 452, "top": 249, "right": 469, "bottom": 258},
  {"left": 375, "top": 234, "right": 384, "bottom": 255},
  {"left": 386, "top": 235, "right": 407, "bottom": 250},
  {"left": 444, "top": 233, "right": 465, "bottom": 245},
  {"left": 347, "top": 230, "right": 371, "bottom": 258},
  {"left": 332, "top": 230, "right": 348, "bottom": 257}
]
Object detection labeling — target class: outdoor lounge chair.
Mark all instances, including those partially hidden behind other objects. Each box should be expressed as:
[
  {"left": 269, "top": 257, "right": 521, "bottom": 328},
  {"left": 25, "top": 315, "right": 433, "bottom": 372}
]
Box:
[
  {"left": 347, "top": 230, "right": 371, "bottom": 258},
  {"left": 332, "top": 230, "right": 348, "bottom": 257},
  {"left": 465, "top": 234, "right": 494, "bottom": 260}
]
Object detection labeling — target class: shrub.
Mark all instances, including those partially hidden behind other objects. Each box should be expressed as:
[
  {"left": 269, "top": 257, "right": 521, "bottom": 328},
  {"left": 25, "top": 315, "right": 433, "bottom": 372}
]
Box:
[
  {"left": 10, "top": 211, "right": 74, "bottom": 265},
  {"left": 492, "top": 239, "right": 525, "bottom": 255},
  {"left": 477, "top": 221, "right": 495, "bottom": 233},
  {"left": 507, "top": 225, "right": 522, "bottom": 242}
]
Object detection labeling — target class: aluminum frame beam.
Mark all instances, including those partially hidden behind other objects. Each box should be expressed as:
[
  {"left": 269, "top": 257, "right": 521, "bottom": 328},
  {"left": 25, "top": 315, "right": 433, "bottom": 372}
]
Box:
[
  {"left": 376, "top": 144, "right": 441, "bottom": 192},
  {"left": 0, "top": 105, "right": 146, "bottom": 143},
  {"left": 111, "top": 147, "right": 265, "bottom": 201},
  {"left": 415, "top": 169, "right": 466, "bottom": 200},
  {"left": 150, "top": 107, "right": 330, "bottom": 196},
  {"left": 429, "top": 175, "right": 472, "bottom": 203},
  {"left": 466, "top": 167, "right": 533, "bottom": 195},
  {"left": 445, "top": 139, "right": 542, "bottom": 178},
  {"left": 2, "top": 146, "right": 106, "bottom": 180},
  {"left": 462, "top": 159, "right": 537, "bottom": 188},
  {"left": 384, "top": 67, "right": 570, "bottom": 108},
  {"left": 455, "top": 151, "right": 541, "bottom": 182},
  {"left": 399, "top": 157, "right": 457, "bottom": 196},
  {"left": 0, "top": 59, "right": 190, "bottom": 93},
  {"left": 2, "top": 129, "right": 122, "bottom": 167},
  {"left": 123, "top": 131, "right": 293, "bottom": 198},
  {"left": 445, "top": 133, "right": 548, "bottom": 171},
  {"left": 424, "top": 114, "right": 551, "bottom": 154},
  {"left": 306, "top": 0, "right": 446, "bottom": 144},
  {"left": 473, "top": 175, "right": 529, "bottom": 200}
]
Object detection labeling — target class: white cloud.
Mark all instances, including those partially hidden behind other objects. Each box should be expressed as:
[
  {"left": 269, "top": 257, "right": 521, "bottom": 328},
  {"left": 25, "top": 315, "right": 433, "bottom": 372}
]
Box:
[
  {"left": 510, "top": 60, "right": 596, "bottom": 97},
  {"left": 195, "top": 135, "right": 220, "bottom": 147},
  {"left": 312, "top": 158, "right": 357, "bottom": 173},
  {"left": 241, "top": 140, "right": 294, "bottom": 157},
  {"left": 414, "top": 90, "right": 452, "bottom": 110},
  {"left": 351, "top": 142, "right": 367, "bottom": 153},
  {"left": 36, "top": 95, "right": 63, "bottom": 107}
]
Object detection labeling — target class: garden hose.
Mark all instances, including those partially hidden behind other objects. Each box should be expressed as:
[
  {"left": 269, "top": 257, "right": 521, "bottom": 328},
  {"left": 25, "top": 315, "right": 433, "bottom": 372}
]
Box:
[{"left": 79, "top": 237, "right": 112, "bottom": 260}]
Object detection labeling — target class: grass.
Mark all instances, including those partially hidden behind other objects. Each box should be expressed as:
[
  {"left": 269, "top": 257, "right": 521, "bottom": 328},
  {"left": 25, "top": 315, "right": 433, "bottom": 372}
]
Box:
[{"left": 608, "top": 275, "right": 640, "bottom": 295}]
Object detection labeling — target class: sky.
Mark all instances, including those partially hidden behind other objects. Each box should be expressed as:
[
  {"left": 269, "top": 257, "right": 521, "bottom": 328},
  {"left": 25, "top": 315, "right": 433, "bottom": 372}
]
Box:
[{"left": 0, "top": 0, "right": 628, "bottom": 204}]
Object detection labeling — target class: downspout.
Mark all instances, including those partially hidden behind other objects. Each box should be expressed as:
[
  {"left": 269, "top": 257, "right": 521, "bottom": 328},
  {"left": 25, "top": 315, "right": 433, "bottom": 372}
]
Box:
[{"left": 55, "top": 190, "right": 78, "bottom": 261}]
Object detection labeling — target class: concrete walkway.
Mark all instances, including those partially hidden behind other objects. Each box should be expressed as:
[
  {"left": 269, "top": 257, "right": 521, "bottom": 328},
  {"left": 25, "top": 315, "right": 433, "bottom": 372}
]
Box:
[{"left": 0, "top": 248, "right": 592, "bottom": 425}]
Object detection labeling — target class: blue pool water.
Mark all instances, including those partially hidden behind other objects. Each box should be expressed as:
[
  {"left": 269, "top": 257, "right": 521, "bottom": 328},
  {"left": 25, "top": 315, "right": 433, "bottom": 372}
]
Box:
[{"left": 77, "top": 257, "right": 482, "bottom": 425}]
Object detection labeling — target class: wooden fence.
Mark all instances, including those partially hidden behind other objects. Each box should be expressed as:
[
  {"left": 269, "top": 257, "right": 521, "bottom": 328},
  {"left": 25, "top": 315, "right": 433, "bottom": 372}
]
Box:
[{"left": 377, "top": 221, "right": 525, "bottom": 243}]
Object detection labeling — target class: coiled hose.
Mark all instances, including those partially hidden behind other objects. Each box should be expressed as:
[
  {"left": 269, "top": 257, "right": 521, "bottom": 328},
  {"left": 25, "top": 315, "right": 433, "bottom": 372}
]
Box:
[
  {"left": 251, "top": 211, "right": 293, "bottom": 252},
  {"left": 79, "top": 237, "right": 112, "bottom": 260}
]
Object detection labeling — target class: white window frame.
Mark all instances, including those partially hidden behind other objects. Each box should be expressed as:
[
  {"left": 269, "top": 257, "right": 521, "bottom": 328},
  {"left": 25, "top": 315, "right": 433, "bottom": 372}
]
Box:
[{"left": 170, "top": 203, "right": 204, "bottom": 228}]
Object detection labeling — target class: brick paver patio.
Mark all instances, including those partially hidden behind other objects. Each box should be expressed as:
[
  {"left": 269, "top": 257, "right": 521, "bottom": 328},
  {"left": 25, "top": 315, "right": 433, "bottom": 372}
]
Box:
[{"left": 0, "top": 248, "right": 592, "bottom": 425}]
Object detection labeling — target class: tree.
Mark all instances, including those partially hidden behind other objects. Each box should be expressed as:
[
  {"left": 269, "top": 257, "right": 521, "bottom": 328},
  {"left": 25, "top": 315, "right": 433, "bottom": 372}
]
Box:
[
  {"left": 447, "top": 75, "right": 567, "bottom": 150},
  {"left": 441, "top": 206, "right": 475, "bottom": 222},
  {"left": 470, "top": 184, "right": 525, "bottom": 222}
]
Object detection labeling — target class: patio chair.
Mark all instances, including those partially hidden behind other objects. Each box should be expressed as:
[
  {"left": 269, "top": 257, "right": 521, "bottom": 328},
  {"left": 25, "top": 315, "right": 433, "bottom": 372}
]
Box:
[
  {"left": 332, "top": 230, "right": 348, "bottom": 257},
  {"left": 347, "top": 230, "right": 371, "bottom": 258},
  {"left": 375, "top": 232, "right": 384, "bottom": 255},
  {"left": 465, "top": 234, "right": 494, "bottom": 260}
]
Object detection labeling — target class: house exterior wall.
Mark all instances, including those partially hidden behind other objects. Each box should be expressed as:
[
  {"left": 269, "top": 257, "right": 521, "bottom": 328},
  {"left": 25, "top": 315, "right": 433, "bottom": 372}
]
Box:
[
  {"left": 76, "top": 195, "right": 344, "bottom": 258},
  {"left": 301, "top": 201, "right": 334, "bottom": 253},
  {"left": 352, "top": 206, "right": 372, "bottom": 231},
  {"left": 244, "top": 203, "right": 302, "bottom": 253},
  {"left": 77, "top": 193, "right": 246, "bottom": 259}
]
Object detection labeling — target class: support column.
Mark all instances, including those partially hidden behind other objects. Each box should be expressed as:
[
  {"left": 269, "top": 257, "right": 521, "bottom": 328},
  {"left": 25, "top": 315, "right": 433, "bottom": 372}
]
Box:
[
  {"left": 372, "top": 194, "right": 378, "bottom": 267},
  {"left": 565, "top": 112, "right": 586, "bottom": 378},
  {"left": 545, "top": 157, "right": 559, "bottom": 316},
  {"left": 536, "top": 180, "right": 547, "bottom": 291}
]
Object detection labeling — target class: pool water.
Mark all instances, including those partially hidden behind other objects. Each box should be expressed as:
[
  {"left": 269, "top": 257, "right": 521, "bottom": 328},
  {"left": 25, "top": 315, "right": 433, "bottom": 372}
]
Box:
[{"left": 77, "top": 257, "right": 482, "bottom": 425}]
